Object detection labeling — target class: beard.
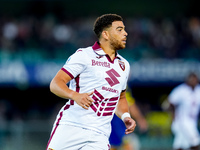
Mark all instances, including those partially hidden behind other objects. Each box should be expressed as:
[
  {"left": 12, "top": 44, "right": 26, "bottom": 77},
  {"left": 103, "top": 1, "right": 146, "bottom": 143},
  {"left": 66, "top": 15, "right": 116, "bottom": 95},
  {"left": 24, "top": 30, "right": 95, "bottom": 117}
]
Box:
[{"left": 109, "top": 37, "right": 126, "bottom": 51}]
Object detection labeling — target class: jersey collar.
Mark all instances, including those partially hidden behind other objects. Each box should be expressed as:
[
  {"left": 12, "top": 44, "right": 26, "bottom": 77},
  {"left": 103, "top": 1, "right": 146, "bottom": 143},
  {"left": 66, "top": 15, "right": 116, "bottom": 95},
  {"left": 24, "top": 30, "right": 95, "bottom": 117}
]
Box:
[{"left": 92, "top": 41, "right": 121, "bottom": 60}]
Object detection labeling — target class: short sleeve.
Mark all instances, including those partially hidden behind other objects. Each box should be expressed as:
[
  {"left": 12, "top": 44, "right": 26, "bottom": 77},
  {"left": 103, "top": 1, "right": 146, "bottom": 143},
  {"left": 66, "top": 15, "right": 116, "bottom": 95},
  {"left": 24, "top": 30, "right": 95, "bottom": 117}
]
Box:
[
  {"left": 62, "top": 50, "right": 87, "bottom": 78},
  {"left": 168, "top": 87, "right": 182, "bottom": 105}
]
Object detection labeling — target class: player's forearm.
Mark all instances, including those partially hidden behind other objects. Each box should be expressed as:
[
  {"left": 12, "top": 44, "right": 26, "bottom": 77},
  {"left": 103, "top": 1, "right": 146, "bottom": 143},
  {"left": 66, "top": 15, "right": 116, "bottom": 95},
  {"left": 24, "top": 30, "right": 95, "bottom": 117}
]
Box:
[
  {"left": 50, "top": 78, "right": 77, "bottom": 100},
  {"left": 115, "top": 91, "right": 130, "bottom": 119},
  {"left": 169, "top": 103, "right": 175, "bottom": 120},
  {"left": 116, "top": 99, "right": 129, "bottom": 117}
]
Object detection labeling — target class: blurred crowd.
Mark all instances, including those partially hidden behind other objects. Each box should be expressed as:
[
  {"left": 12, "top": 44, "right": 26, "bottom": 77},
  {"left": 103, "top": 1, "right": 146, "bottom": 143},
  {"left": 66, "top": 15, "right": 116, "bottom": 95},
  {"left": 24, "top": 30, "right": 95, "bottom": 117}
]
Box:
[{"left": 0, "top": 15, "right": 200, "bottom": 61}]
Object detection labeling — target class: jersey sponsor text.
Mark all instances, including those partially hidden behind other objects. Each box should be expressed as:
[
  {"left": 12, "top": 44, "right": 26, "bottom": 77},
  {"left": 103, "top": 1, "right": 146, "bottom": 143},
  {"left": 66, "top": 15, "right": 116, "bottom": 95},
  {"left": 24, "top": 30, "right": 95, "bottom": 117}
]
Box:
[
  {"left": 102, "top": 86, "right": 119, "bottom": 94},
  {"left": 92, "top": 59, "right": 110, "bottom": 68}
]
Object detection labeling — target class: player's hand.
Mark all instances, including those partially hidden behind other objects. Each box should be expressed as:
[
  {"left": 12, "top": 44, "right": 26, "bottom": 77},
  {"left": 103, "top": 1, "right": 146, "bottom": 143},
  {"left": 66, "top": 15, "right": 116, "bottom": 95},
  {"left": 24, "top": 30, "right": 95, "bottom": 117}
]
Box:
[
  {"left": 72, "top": 91, "right": 94, "bottom": 110},
  {"left": 124, "top": 117, "right": 136, "bottom": 134}
]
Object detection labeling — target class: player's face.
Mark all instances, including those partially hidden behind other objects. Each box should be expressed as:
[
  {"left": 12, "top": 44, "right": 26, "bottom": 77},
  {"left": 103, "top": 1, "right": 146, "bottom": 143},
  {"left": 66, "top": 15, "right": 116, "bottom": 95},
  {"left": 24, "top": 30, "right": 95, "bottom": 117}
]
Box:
[
  {"left": 187, "top": 75, "right": 199, "bottom": 88},
  {"left": 107, "top": 21, "right": 128, "bottom": 50}
]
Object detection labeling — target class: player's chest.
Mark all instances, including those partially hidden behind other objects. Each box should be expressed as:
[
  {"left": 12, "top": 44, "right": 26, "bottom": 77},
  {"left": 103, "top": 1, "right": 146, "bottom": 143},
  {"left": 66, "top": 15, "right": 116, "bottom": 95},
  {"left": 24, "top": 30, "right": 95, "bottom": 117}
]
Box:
[
  {"left": 83, "top": 57, "right": 127, "bottom": 87},
  {"left": 182, "top": 91, "right": 200, "bottom": 107}
]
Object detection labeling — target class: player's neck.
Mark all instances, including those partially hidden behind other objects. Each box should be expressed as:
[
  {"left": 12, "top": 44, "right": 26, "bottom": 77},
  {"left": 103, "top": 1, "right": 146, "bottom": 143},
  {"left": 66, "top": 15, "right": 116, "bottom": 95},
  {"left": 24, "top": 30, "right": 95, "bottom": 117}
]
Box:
[
  {"left": 99, "top": 41, "right": 116, "bottom": 61},
  {"left": 187, "top": 83, "right": 196, "bottom": 90}
]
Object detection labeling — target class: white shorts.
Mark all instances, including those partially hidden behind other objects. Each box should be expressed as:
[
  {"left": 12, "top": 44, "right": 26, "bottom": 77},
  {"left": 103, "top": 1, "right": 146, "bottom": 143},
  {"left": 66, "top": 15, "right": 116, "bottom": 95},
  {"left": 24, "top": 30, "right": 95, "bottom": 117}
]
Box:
[
  {"left": 46, "top": 124, "right": 110, "bottom": 150},
  {"left": 171, "top": 121, "right": 200, "bottom": 149}
]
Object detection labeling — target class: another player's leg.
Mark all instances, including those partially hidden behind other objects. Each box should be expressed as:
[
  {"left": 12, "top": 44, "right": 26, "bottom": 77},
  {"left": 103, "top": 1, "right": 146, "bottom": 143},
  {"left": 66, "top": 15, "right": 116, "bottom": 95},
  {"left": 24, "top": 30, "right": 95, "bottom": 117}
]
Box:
[{"left": 110, "top": 146, "right": 118, "bottom": 150}]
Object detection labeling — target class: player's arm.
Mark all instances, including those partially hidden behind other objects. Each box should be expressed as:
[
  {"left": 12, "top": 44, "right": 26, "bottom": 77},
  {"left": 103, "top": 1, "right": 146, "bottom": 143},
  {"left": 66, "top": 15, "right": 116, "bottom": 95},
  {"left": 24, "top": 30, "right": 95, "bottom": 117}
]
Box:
[
  {"left": 50, "top": 69, "right": 94, "bottom": 109},
  {"left": 168, "top": 103, "right": 175, "bottom": 120},
  {"left": 115, "top": 90, "right": 136, "bottom": 134}
]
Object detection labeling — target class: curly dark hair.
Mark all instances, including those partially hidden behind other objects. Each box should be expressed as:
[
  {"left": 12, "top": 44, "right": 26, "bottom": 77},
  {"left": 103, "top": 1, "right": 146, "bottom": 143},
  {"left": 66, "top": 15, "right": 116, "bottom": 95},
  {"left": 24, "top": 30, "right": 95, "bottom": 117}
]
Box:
[{"left": 93, "top": 14, "right": 123, "bottom": 39}]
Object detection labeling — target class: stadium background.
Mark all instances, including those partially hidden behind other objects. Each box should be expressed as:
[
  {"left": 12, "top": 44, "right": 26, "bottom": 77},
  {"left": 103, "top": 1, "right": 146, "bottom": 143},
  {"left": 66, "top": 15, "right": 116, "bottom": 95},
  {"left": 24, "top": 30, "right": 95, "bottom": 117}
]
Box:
[{"left": 0, "top": 0, "right": 200, "bottom": 149}]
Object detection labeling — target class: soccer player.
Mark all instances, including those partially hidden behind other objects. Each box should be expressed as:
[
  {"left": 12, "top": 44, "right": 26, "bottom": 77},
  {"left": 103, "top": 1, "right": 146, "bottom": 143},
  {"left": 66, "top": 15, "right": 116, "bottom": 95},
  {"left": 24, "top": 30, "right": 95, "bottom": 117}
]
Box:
[
  {"left": 46, "top": 14, "right": 136, "bottom": 150},
  {"left": 168, "top": 72, "right": 200, "bottom": 150}
]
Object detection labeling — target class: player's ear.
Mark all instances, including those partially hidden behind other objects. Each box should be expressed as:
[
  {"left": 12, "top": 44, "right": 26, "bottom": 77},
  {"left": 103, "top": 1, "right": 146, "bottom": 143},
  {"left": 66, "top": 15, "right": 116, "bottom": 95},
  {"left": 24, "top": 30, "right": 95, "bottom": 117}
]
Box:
[{"left": 101, "top": 30, "right": 109, "bottom": 40}]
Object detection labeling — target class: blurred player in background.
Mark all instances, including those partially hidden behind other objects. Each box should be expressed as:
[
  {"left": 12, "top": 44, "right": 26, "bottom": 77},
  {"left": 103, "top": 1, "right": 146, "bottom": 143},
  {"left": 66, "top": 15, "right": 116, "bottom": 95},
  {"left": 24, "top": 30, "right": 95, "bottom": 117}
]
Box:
[
  {"left": 168, "top": 72, "right": 200, "bottom": 150},
  {"left": 110, "top": 88, "right": 148, "bottom": 150},
  {"left": 46, "top": 14, "right": 136, "bottom": 150}
]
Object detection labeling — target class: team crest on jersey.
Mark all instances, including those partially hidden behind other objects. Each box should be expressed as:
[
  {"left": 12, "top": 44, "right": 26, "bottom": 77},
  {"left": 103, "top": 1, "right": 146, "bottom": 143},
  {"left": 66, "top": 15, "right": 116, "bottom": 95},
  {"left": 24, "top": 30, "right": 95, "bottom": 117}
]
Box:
[{"left": 118, "top": 60, "right": 125, "bottom": 71}]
